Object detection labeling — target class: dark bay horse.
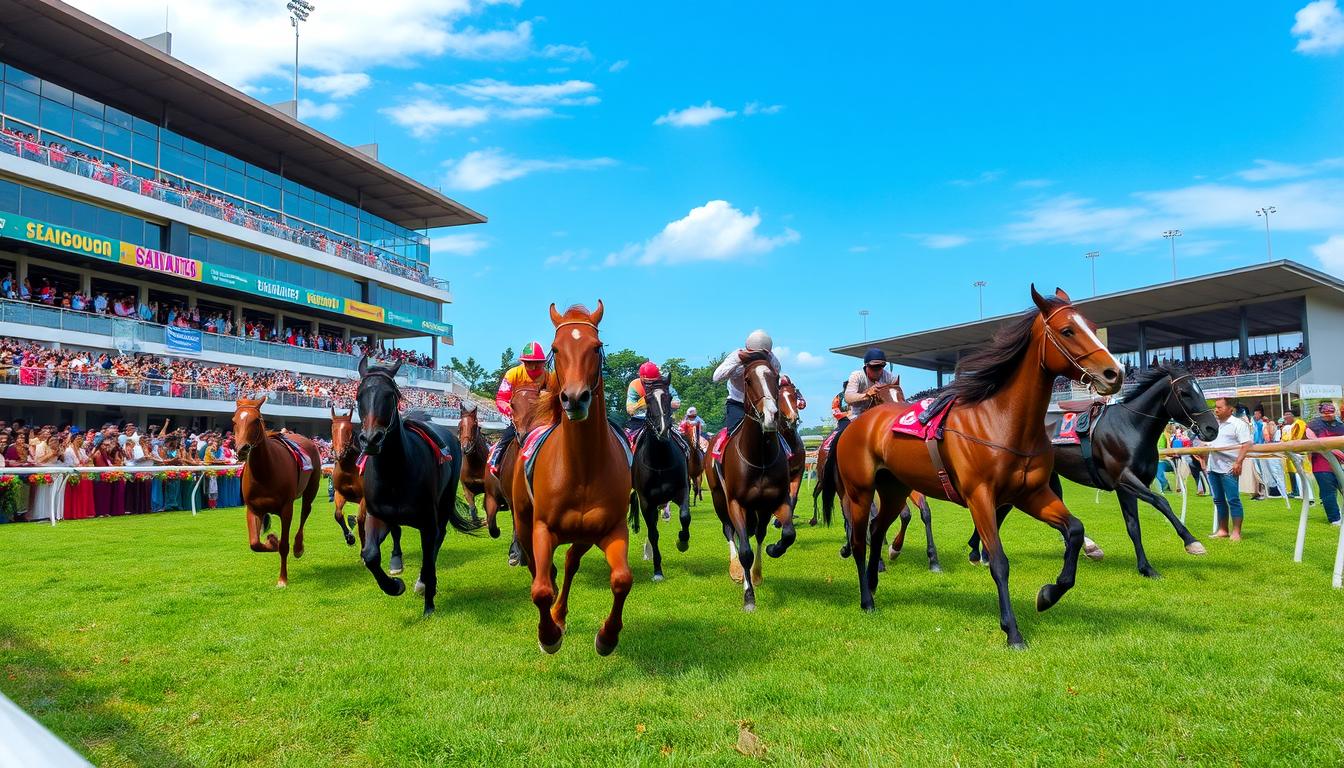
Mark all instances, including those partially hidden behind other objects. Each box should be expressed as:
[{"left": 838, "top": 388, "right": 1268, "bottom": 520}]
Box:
[
  {"left": 512, "top": 301, "right": 633, "bottom": 655},
  {"left": 330, "top": 409, "right": 403, "bottom": 574},
  {"left": 232, "top": 398, "right": 321, "bottom": 588},
  {"left": 631, "top": 373, "right": 691, "bottom": 581},
  {"left": 457, "top": 402, "right": 496, "bottom": 528},
  {"left": 705, "top": 351, "right": 795, "bottom": 610},
  {"left": 495, "top": 386, "right": 543, "bottom": 567},
  {"left": 684, "top": 424, "right": 705, "bottom": 505},
  {"left": 356, "top": 357, "right": 477, "bottom": 616},
  {"left": 834, "top": 286, "right": 1123, "bottom": 646},
  {"left": 968, "top": 362, "right": 1220, "bottom": 577}
]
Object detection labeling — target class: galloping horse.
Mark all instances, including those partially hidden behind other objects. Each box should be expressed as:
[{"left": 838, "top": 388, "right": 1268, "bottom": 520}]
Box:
[
  {"left": 330, "top": 408, "right": 403, "bottom": 574},
  {"left": 631, "top": 373, "right": 691, "bottom": 581},
  {"left": 457, "top": 402, "right": 496, "bottom": 527},
  {"left": 512, "top": 302, "right": 633, "bottom": 655},
  {"left": 356, "top": 357, "right": 476, "bottom": 616},
  {"left": 232, "top": 398, "right": 321, "bottom": 587},
  {"left": 968, "top": 362, "right": 1220, "bottom": 577},
  {"left": 705, "top": 351, "right": 795, "bottom": 610},
  {"left": 495, "top": 386, "right": 543, "bottom": 567},
  {"left": 684, "top": 423, "right": 705, "bottom": 505},
  {"left": 834, "top": 287, "right": 1122, "bottom": 646},
  {"left": 778, "top": 377, "right": 807, "bottom": 512}
]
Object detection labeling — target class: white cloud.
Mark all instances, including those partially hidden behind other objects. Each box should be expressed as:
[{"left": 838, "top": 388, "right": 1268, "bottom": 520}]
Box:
[
  {"left": 793, "top": 351, "right": 826, "bottom": 368},
  {"left": 431, "top": 233, "right": 489, "bottom": 256},
  {"left": 298, "top": 99, "right": 342, "bottom": 121},
  {"left": 608, "top": 59, "right": 629, "bottom": 73},
  {"left": 1016, "top": 178, "right": 1054, "bottom": 189},
  {"left": 1312, "top": 235, "right": 1344, "bottom": 270},
  {"left": 443, "top": 148, "right": 615, "bottom": 191},
  {"left": 744, "top": 101, "right": 784, "bottom": 115},
  {"left": 450, "top": 78, "right": 598, "bottom": 106},
  {"left": 916, "top": 234, "right": 971, "bottom": 249},
  {"left": 545, "top": 249, "right": 591, "bottom": 269},
  {"left": 540, "top": 43, "right": 593, "bottom": 62},
  {"left": 949, "top": 170, "right": 1004, "bottom": 187},
  {"left": 608, "top": 200, "right": 799, "bottom": 266},
  {"left": 1293, "top": 0, "right": 1344, "bottom": 55},
  {"left": 1236, "top": 157, "right": 1344, "bottom": 181},
  {"left": 380, "top": 99, "right": 549, "bottom": 137},
  {"left": 299, "top": 72, "right": 372, "bottom": 99},
  {"left": 654, "top": 101, "right": 737, "bottom": 127}
]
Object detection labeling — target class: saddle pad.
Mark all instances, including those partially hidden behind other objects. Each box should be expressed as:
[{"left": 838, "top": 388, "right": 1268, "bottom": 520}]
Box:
[
  {"left": 892, "top": 397, "right": 954, "bottom": 441},
  {"left": 820, "top": 429, "right": 839, "bottom": 453},
  {"left": 710, "top": 426, "right": 793, "bottom": 462},
  {"left": 275, "top": 435, "right": 313, "bottom": 472},
  {"left": 406, "top": 421, "right": 452, "bottom": 465},
  {"left": 521, "top": 422, "right": 558, "bottom": 489},
  {"left": 1050, "top": 410, "right": 1088, "bottom": 445}
]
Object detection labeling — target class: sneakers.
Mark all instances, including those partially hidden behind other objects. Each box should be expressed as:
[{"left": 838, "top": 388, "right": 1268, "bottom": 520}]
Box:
[{"left": 1332, "top": 520, "right": 1342, "bottom": 527}]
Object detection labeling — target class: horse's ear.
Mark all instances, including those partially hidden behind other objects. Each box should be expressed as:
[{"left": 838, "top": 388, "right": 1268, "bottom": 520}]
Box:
[
  {"left": 330, "top": 406, "right": 336, "bottom": 420},
  {"left": 358, "top": 354, "right": 369, "bottom": 377},
  {"left": 1030, "top": 284, "right": 1053, "bottom": 315},
  {"left": 1054, "top": 286, "right": 1072, "bottom": 303},
  {"left": 665, "top": 369, "right": 673, "bottom": 386},
  {"left": 591, "top": 300, "right": 604, "bottom": 326},
  {"left": 549, "top": 303, "right": 563, "bottom": 326},
  {"left": 894, "top": 375, "right": 900, "bottom": 386}
]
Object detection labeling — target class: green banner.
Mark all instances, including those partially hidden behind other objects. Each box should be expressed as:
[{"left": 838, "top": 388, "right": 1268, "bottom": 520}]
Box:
[{"left": 0, "top": 212, "right": 117, "bottom": 261}]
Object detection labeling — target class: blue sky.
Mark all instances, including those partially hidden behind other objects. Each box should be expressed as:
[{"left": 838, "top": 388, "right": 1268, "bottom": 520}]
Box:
[{"left": 74, "top": 0, "right": 1344, "bottom": 423}]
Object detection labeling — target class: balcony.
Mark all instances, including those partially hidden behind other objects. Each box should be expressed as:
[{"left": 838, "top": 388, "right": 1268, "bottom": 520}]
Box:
[{"left": 1050, "top": 356, "right": 1313, "bottom": 404}]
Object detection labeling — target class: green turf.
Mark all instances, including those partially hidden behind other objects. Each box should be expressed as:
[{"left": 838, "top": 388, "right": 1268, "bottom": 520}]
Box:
[{"left": 2, "top": 480, "right": 1343, "bottom": 767}]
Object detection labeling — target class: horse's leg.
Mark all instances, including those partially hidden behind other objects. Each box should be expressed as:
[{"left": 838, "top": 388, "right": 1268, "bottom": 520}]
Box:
[
  {"left": 1019, "top": 485, "right": 1085, "bottom": 615},
  {"left": 356, "top": 502, "right": 367, "bottom": 551},
  {"left": 246, "top": 507, "right": 278, "bottom": 553},
  {"left": 361, "top": 513, "right": 404, "bottom": 596},
  {"left": 531, "top": 524, "right": 563, "bottom": 653},
  {"left": 728, "top": 500, "right": 756, "bottom": 611},
  {"left": 484, "top": 491, "right": 501, "bottom": 539},
  {"left": 595, "top": 526, "right": 633, "bottom": 656},
  {"left": 415, "top": 524, "right": 439, "bottom": 617},
  {"left": 463, "top": 486, "right": 479, "bottom": 523},
  {"left": 294, "top": 470, "right": 318, "bottom": 559},
  {"left": 1113, "top": 490, "right": 1157, "bottom": 578},
  {"left": 553, "top": 542, "right": 592, "bottom": 631},
  {"left": 676, "top": 482, "right": 692, "bottom": 553},
  {"left": 276, "top": 509, "right": 293, "bottom": 588},
  {"left": 845, "top": 485, "right": 876, "bottom": 611},
  {"left": 969, "top": 492, "right": 1024, "bottom": 647},
  {"left": 641, "top": 494, "right": 664, "bottom": 582},
  {"left": 388, "top": 524, "right": 404, "bottom": 577},
  {"left": 840, "top": 506, "right": 853, "bottom": 559},
  {"left": 918, "top": 495, "right": 942, "bottom": 572},
  {"left": 751, "top": 512, "right": 771, "bottom": 587},
  {"left": 766, "top": 497, "right": 797, "bottom": 558},
  {"left": 867, "top": 481, "right": 907, "bottom": 593},
  {"left": 334, "top": 492, "right": 355, "bottom": 546},
  {"left": 969, "top": 506, "right": 1008, "bottom": 565},
  {"left": 1121, "top": 472, "right": 1206, "bottom": 555},
  {"left": 887, "top": 504, "right": 912, "bottom": 561}
]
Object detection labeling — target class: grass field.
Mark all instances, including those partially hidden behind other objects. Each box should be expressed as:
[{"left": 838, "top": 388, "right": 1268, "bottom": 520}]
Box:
[{"left": 3, "top": 479, "right": 1344, "bottom": 767}]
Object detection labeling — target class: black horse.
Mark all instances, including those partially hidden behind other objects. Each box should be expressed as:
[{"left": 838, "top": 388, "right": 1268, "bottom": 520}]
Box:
[
  {"left": 969, "top": 363, "right": 1220, "bottom": 577},
  {"left": 630, "top": 374, "right": 691, "bottom": 582},
  {"left": 355, "top": 357, "right": 479, "bottom": 615}
]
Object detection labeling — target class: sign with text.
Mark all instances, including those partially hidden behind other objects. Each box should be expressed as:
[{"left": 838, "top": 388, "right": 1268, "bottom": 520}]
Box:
[
  {"left": 165, "top": 326, "right": 203, "bottom": 355},
  {"left": 1300, "top": 384, "right": 1343, "bottom": 399}
]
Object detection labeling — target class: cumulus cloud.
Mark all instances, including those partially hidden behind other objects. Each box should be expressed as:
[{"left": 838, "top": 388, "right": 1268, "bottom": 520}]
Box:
[
  {"left": 1312, "top": 235, "right": 1344, "bottom": 271},
  {"left": 1236, "top": 157, "right": 1344, "bottom": 181},
  {"left": 299, "top": 72, "right": 372, "bottom": 99},
  {"left": 449, "top": 78, "right": 599, "bottom": 106},
  {"left": 540, "top": 43, "right": 593, "bottom": 62},
  {"left": 793, "top": 351, "right": 826, "bottom": 368},
  {"left": 654, "top": 101, "right": 737, "bottom": 127},
  {"left": 298, "top": 99, "right": 343, "bottom": 120},
  {"left": 609, "top": 59, "right": 629, "bottom": 73},
  {"left": 443, "top": 148, "right": 615, "bottom": 191},
  {"left": 431, "top": 233, "right": 489, "bottom": 256},
  {"left": 607, "top": 200, "right": 799, "bottom": 266},
  {"left": 380, "top": 100, "right": 549, "bottom": 137},
  {"left": 1293, "top": 0, "right": 1344, "bottom": 54}
]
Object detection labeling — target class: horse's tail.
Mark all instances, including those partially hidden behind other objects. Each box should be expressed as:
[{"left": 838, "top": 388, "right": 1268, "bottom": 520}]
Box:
[
  {"left": 820, "top": 445, "right": 840, "bottom": 527},
  {"left": 261, "top": 512, "right": 273, "bottom": 534},
  {"left": 628, "top": 491, "right": 640, "bottom": 533}
]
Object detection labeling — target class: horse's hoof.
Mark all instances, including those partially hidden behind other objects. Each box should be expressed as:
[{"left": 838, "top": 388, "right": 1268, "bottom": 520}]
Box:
[
  {"left": 652, "top": 573, "right": 664, "bottom": 583},
  {"left": 676, "top": 536, "right": 689, "bottom": 553},
  {"left": 765, "top": 544, "right": 783, "bottom": 559},
  {"left": 808, "top": 518, "right": 818, "bottom": 527},
  {"left": 1083, "top": 541, "right": 1104, "bottom": 560},
  {"left": 344, "top": 533, "right": 355, "bottom": 547},
  {"left": 414, "top": 579, "right": 426, "bottom": 595},
  {"left": 540, "top": 636, "right": 563, "bottom": 655},
  {"left": 488, "top": 525, "right": 501, "bottom": 539},
  {"left": 508, "top": 554, "right": 521, "bottom": 567},
  {"left": 743, "top": 600, "right": 756, "bottom": 613},
  {"left": 861, "top": 603, "right": 875, "bottom": 614},
  {"left": 929, "top": 563, "right": 943, "bottom": 574},
  {"left": 1036, "top": 585, "right": 1059, "bottom": 612},
  {"left": 1185, "top": 541, "right": 1207, "bottom": 556},
  {"left": 1008, "top": 639, "right": 1028, "bottom": 650},
  {"left": 276, "top": 580, "right": 287, "bottom": 589},
  {"left": 1140, "top": 568, "right": 1162, "bottom": 580},
  {"left": 389, "top": 578, "right": 406, "bottom": 597},
  {"left": 595, "top": 634, "right": 616, "bottom": 656},
  {"left": 422, "top": 607, "right": 435, "bottom": 619},
  {"left": 839, "top": 545, "right": 851, "bottom": 559},
  {"left": 877, "top": 560, "right": 887, "bottom": 573}
]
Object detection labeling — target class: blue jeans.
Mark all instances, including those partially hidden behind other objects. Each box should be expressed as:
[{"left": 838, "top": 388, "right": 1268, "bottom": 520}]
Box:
[
  {"left": 1313, "top": 471, "right": 1341, "bottom": 523},
  {"left": 1209, "top": 471, "right": 1243, "bottom": 524},
  {"left": 1154, "top": 460, "right": 1172, "bottom": 492}
]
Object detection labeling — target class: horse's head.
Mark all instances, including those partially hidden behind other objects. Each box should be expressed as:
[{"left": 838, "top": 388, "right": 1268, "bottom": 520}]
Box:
[
  {"left": 330, "top": 406, "right": 358, "bottom": 465},
  {"left": 743, "top": 351, "right": 781, "bottom": 433},
  {"left": 1031, "top": 285, "right": 1123, "bottom": 396},
  {"left": 512, "top": 386, "right": 544, "bottom": 434},
  {"left": 356, "top": 354, "right": 402, "bottom": 455},
  {"left": 1165, "top": 366, "right": 1219, "bottom": 441},
  {"left": 459, "top": 401, "right": 481, "bottom": 452},
  {"left": 548, "top": 301, "right": 605, "bottom": 421},
  {"left": 232, "top": 397, "right": 266, "bottom": 462},
  {"left": 778, "top": 375, "right": 802, "bottom": 430},
  {"left": 645, "top": 374, "right": 675, "bottom": 439}
]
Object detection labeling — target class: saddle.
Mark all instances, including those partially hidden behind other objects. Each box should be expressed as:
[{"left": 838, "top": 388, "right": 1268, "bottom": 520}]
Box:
[
  {"left": 405, "top": 419, "right": 453, "bottom": 465},
  {"left": 709, "top": 423, "right": 795, "bottom": 466},
  {"left": 1048, "top": 401, "right": 1110, "bottom": 489},
  {"left": 272, "top": 434, "right": 313, "bottom": 472},
  {"left": 890, "top": 395, "right": 963, "bottom": 505},
  {"left": 520, "top": 420, "right": 632, "bottom": 501}
]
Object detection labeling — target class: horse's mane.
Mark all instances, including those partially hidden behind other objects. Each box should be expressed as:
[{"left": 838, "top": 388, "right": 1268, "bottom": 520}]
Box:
[
  {"left": 530, "top": 373, "right": 563, "bottom": 427},
  {"left": 1128, "top": 361, "right": 1188, "bottom": 396},
  {"left": 402, "top": 408, "right": 433, "bottom": 424},
  {"left": 944, "top": 303, "right": 1055, "bottom": 405}
]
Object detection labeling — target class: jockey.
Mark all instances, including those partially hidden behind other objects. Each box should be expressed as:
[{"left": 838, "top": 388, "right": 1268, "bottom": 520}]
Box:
[
  {"left": 679, "top": 406, "right": 707, "bottom": 442},
  {"left": 832, "top": 379, "right": 851, "bottom": 425},
  {"left": 626, "top": 360, "right": 680, "bottom": 442},
  {"left": 839, "top": 348, "right": 899, "bottom": 436},
  {"left": 779, "top": 374, "right": 808, "bottom": 413},
  {"left": 712, "top": 330, "right": 782, "bottom": 434},
  {"left": 488, "top": 341, "right": 548, "bottom": 473}
]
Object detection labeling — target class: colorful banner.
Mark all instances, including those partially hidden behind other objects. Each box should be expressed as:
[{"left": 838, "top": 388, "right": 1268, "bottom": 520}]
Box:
[
  {"left": 119, "top": 243, "right": 202, "bottom": 281},
  {"left": 1300, "top": 384, "right": 1342, "bottom": 399},
  {"left": 0, "top": 213, "right": 115, "bottom": 260},
  {"left": 165, "top": 326, "right": 203, "bottom": 355},
  {"left": 344, "top": 299, "right": 385, "bottom": 323},
  {"left": 1236, "top": 385, "right": 1280, "bottom": 397}
]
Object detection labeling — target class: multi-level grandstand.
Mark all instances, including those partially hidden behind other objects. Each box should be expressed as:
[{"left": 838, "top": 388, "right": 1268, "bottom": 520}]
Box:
[{"left": 0, "top": 0, "right": 501, "bottom": 433}]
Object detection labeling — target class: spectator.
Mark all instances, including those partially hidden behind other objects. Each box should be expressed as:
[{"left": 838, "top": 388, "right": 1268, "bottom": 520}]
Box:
[
  {"left": 1155, "top": 423, "right": 1174, "bottom": 493},
  {"left": 1305, "top": 402, "right": 1344, "bottom": 527},
  {"left": 1281, "top": 409, "right": 1308, "bottom": 499},
  {"left": 1207, "top": 397, "right": 1253, "bottom": 541}
]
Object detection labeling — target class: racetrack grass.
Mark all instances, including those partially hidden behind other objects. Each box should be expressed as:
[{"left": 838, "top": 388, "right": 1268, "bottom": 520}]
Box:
[{"left": 2, "top": 480, "right": 1343, "bottom": 767}]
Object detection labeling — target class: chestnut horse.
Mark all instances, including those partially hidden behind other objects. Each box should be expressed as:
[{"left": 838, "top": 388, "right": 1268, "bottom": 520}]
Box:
[
  {"left": 232, "top": 398, "right": 321, "bottom": 587},
  {"left": 495, "top": 386, "right": 543, "bottom": 567},
  {"left": 457, "top": 402, "right": 496, "bottom": 527},
  {"left": 834, "top": 287, "right": 1122, "bottom": 646},
  {"left": 705, "top": 351, "right": 794, "bottom": 611},
  {"left": 330, "top": 409, "right": 403, "bottom": 574},
  {"left": 684, "top": 424, "right": 705, "bottom": 505},
  {"left": 512, "top": 302, "right": 633, "bottom": 655}
]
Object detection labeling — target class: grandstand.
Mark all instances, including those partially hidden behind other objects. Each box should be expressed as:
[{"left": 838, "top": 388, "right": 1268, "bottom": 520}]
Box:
[
  {"left": 0, "top": 0, "right": 503, "bottom": 433},
  {"left": 832, "top": 260, "right": 1344, "bottom": 417}
]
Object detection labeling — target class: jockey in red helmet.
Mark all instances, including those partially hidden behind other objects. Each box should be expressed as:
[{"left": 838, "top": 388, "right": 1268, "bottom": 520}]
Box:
[
  {"left": 625, "top": 360, "right": 680, "bottom": 445},
  {"left": 489, "top": 341, "right": 548, "bottom": 473}
]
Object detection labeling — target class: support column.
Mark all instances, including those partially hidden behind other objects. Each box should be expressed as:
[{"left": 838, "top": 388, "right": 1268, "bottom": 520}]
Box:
[
  {"left": 432, "top": 337, "right": 439, "bottom": 369},
  {"left": 936, "top": 368, "right": 945, "bottom": 388},
  {"left": 1239, "top": 306, "right": 1250, "bottom": 366},
  {"left": 1300, "top": 299, "right": 1310, "bottom": 356},
  {"left": 1182, "top": 342, "right": 1191, "bottom": 363},
  {"left": 233, "top": 305, "right": 243, "bottom": 335},
  {"left": 80, "top": 271, "right": 92, "bottom": 295},
  {"left": 275, "top": 312, "right": 285, "bottom": 340},
  {"left": 1137, "top": 323, "right": 1149, "bottom": 371},
  {"left": 16, "top": 257, "right": 27, "bottom": 285}
]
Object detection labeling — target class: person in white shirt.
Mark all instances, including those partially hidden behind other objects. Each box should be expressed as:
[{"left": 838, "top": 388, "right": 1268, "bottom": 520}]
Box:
[
  {"left": 1207, "top": 397, "right": 1253, "bottom": 541},
  {"left": 712, "top": 330, "right": 781, "bottom": 433}
]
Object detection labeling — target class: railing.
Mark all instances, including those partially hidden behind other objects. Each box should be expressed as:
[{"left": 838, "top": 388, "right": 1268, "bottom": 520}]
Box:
[
  {"left": 1050, "top": 357, "right": 1312, "bottom": 403},
  {"left": 0, "top": 298, "right": 453, "bottom": 383},
  {"left": 0, "top": 132, "right": 447, "bottom": 290}
]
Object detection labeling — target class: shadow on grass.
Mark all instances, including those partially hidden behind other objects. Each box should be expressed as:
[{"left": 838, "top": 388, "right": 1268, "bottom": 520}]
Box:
[{"left": 0, "top": 622, "right": 190, "bottom": 767}]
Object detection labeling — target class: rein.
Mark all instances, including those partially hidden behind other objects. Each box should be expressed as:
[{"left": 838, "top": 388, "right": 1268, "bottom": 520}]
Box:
[
  {"left": 941, "top": 428, "right": 1051, "bottom": 459},
  {"left": 1115, "top": 373, "right": 1213, "bottom": 429},
  {"left": 1039, "top": 305, "right": 1102, "bottom": 391}
]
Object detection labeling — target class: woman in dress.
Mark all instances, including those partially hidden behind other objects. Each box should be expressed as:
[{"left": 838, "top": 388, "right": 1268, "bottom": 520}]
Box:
[
  {"left": 101, "top": 439, "right": 126, "bottom": 515},
  {"left": 5, "top": 430, "right": 32, "bottom": 519},
  {"left": 62, "top": 431, "right": 95, "bottom": 520},
  {"left": 91, "top": 437, "right": 113, "bottom": 516},
  {"left": 149, "top": 435, "right": 167, "bottom": 512},
  {"left": 28, "top": 429, "right": 62, "bottom": 522}
]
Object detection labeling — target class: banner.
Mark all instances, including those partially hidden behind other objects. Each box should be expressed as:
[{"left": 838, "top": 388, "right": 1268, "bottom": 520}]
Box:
[
  {"left": 0, "top": 213, "right": 115, "bottom": 261},
  {"left": 344, "top": 299, "right": 385, "bottom": 323},
  {"left": 165, "top": 326, "right": 203, "bottom": 355},
  {"left": 1236, "top": 385, "right": 1280, "bottom": 397},
  {"left": 1301, "top": 384, "right": 1342, "bottom": 399},
  {"left": 118, "top": 243, "right": 202, "bottom": 281}
]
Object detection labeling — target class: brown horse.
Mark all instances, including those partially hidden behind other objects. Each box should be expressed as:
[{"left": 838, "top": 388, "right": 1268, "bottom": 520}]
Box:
[
  {"left": 330, "top": 408, "right": 403, "bottom": 574},
  {"left": 705, "top": 351, "right": 794, "bottom": 610},
  {"left": 232, "top": 398, "right": 321, "bottom": 588},
  {"left": 684, "top": 425, "right": 705, "bottom": 505},
  {"left": 778, "top": 377, "right": 807, "bottom": 511},
  {"left": 457, "top": 403, "right": 495, "bottom": 528},
  {"left": 512, "top": 301, "right": 633, "bottom": 655},
  {"left": 834, "top": 287, "right": 1122, "bottom": 646},
  {"left": 496, "top": 386, "right": 543, "bottom": 567}
]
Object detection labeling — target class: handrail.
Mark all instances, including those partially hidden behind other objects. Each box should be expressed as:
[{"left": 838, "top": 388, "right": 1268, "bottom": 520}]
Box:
[{"left": 1049, "top": 356, "right": 1311, "bottom": 403}]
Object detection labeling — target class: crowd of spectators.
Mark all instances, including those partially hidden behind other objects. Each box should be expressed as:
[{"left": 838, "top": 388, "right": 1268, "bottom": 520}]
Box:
[
  {"left": 0, "top": 127, "right": 437, "bottom": 286},
  {"left": 1177, "top": 347, "right": 1306, "bottom": 378}
]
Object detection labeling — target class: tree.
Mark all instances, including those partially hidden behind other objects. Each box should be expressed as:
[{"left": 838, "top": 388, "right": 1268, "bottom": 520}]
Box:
[
  {"left": 449, "top": 356, "right": 487, "bottom": 390},
  {"left": 602, "top": 348, "right": 646, "bottom": 423},
  {"left": 476, "top": 347, "right": 514, "bottom": 399}
]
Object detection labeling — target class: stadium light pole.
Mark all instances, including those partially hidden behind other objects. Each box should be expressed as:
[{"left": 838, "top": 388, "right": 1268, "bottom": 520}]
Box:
[
  {"left": 287, "top": 0, "right": 315, "bottom": 110},
  {"left": 1256, "top": 206, "right": 1277, "bottom": 261},
  {"left": 1084, "top": 251, "right": 1100, "bottom": 296},
  {"left": 1162, "top": 229, "right": 1182, "bottom": 280},
  {"left": 859, "top": 309, "right": 870, "bottom": 340},
  {"left": 973, "top": 280, "right": 987, "bottom": 318}
]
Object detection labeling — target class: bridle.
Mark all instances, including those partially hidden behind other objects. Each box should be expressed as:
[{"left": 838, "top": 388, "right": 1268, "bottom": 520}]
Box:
[
  {"left": 744, "top": 360, "right": 781, "bottom": 429},
  {"left": 1039, "top": 304, "right": 1108, "bottom": 391},
  {"left": 646, "top": 382, "right": 672, "bottom": 438},
  {"left": 1117, "top": 372, "right": 1213, "bottom": 430},
  {"left": 460, "top": 412, "right": 482, "bottom": 454},
  {"left": 234, "top": 406, "right": 264, "bottom": 461},
  {"left": 548, "top": 320, "right": 606, "bottom": 399},
  {"left": 357, "top": 369, "right": 402, "bottom": 434},
  {"left": 332, "top": 421, "right": 360, "bottom": 464}
]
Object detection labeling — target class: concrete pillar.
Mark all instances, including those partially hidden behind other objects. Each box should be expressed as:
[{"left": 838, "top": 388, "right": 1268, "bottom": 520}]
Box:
[
  {"left": 1137, "top": 323, "right": 1149, "bottom": 371},
  {"left": 233, "top": 305, "right": 243, "bottom": 334},
  {"left": 275, "top": 312, "right": 285, "bottom": 338},
  {"left": 936, "top": 368, "right": 944, "bottom": 388},
  {"left": 1182, "top": 342, "right": 1191, "bottom": 363},
  {"left": 1300, "top": 299, "right": 1310, "bottom": 356},
  {"left": 432, "top": 337, "right": 439, "bottom": 368},
  {"left": 16, "top": 256, "right": 27, "bottom": 284},
  {"left": 138, "top": 283, "right": 150, "bottom": 305},
  {"left": 1238, "top": 306, "right": 1250, "bottom": 365},
  {"left": 80, "top": 271, "right": 91, "bottom": 295}
]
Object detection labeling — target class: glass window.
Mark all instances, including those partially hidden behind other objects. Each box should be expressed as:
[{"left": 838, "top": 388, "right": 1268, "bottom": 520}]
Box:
[
  {"left": 5, "top": 65, "right": 39, "bottom": 94},
  {"left": 132, "top": 163, "right": 155, "bottom": 179},
  {"left": 262, "top": 182, "right": 281, "bottom": 209},
  {"left": 225, "top": 153, "right": 244, "bottom": 172},
  {"left": 132, "top": 132, "right": 157, "bottom": 166},
  {"left": 95, "top": 207, "right": 121, "bottom": 239},
  {"left": 181, "top": 136, "right": 204, "bottom": 157},
  {"left": 225, "top": 169, "right": 245, "bottom": 197},
  {"left": 189, "top": 234, "right": 206, "bottom": 261},
  {"left": 244, "top": 175, "right": 266, "bottom": 203},
  {"left": 205, "top": 161, "right": 227, "bottom": 191},
  {"left": 159, "top": 127, "right": 182, "bottom": 149},
  {"left": 103, "top": 123, "right": 131, "bottom": 158},
  {"left": 5, "top": 84, "right": 39, "bottom": 125},
  {"left": 145, "top": 222, "right": 165, "bottom": 250},
  {"left": 120, "top": 215, "right": 142, "bottom": 244},
  {"left": 72, "top": 92, "right": 103, "bottom": 117},
  {"left": 133, "top": 116, "right": 158, "bottom": 138},
  {"left": 45, "top": 193, "right": 72, "bottom": 227},
  {"left": 105, "top": 106, "right": 133, "bottom": 131},
  {"left": 39, "top": 97, "right": 73, "bottom": 135},
  {"left": 0, "top": 178, "right": 19, "bottom": 212},
  {"left": 205, "top": 146, "right": 227, "bottom": 165},
  {"left": 19, "top": 186, "right": 48, "bottom": 219},
  {"left": 72, "top": 112, "right": 102, "bottom": 147},
  {"left": 39, "top": 80, "right": 73, "bottom": 107}
]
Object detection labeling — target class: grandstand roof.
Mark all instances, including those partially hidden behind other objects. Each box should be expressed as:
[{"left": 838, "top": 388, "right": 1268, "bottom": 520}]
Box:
[
  {"left": 832, "top": 260, "right": 1344, "bottom": 371},
  {"left": 0, "top": 0, "right": 485, "bottom": 230}
]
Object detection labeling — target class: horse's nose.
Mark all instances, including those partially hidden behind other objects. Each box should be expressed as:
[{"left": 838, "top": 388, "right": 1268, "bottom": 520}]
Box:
[
  {"left": 560, "top": 388, "right": 591, "bottom": 409},
  {"left": 1100, "top": 367, "right": 1120, "bottom": 385}
]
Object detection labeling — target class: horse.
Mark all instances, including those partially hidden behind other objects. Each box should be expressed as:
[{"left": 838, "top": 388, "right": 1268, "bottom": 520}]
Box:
[
  {"left": 495, "top": 386, "right": 544, "bottom": 567},
  {"left": 232, "top": 398, "right": 321, "bottom": 588},
  {"left": 355, "top": 357, "right": 477, "bottom": 616},
  {"left": 833, "top": 286, "right": 1123, "bottom": 647},
  {"left": 684, "top": 424, "right": 705, "bottom": 505},
  {"left": 631, "top": 373, "right": 691, "bottom": 582},
  {"left": 330, "top": 408, "right": 403, "bottom": 575},
  {"left": 778, "top": 377, "right": 807, "bottom": 512},
  {"left": 704, "top": 351, "right": 795, "bottom": 611},
  {"left": 511, "top": 301, "right": 633, "bottom": 655},
  {"left": 967, "top": 362, "right": 1220, "bottom": 578},
  {"left": 457, "top": 402, "right": 496, "bottom": 528}
]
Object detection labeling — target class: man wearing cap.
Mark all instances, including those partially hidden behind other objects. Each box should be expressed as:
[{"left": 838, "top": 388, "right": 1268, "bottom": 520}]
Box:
[
  {"left": 1282, "top": 409, "right": 1308, "bottom": 498},
  {"left": 1207, "top": 396, "right": 1253, "bottom": 541},
  {"left": 625, "top": 361, "right": 680, "bottom": 444},
  {"left": 845, "top": 348, "right": 900, "bottom": 421},
  {"left": 488, "top": 341, "right": 549, "bottom": 474},
  {"left": 712, "top": 330, "right": 782, "bottom": 433},
  {"left": 1305, "top": 402, "right": 1344, "bottom": 526}
]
